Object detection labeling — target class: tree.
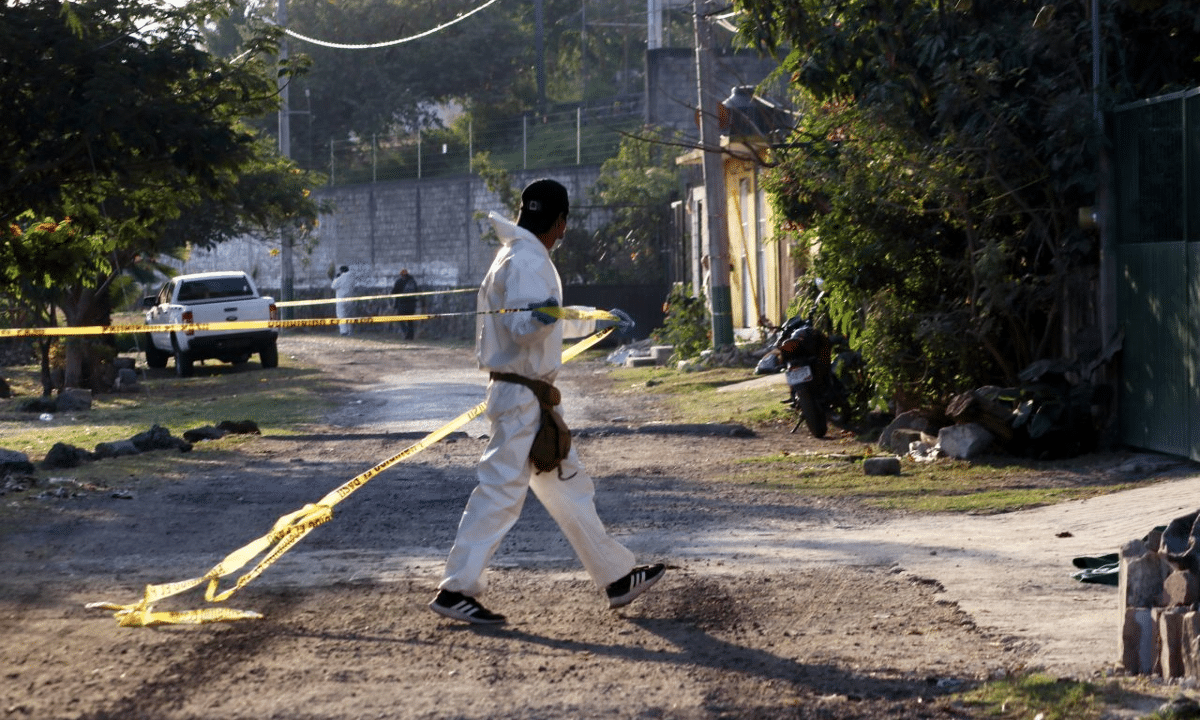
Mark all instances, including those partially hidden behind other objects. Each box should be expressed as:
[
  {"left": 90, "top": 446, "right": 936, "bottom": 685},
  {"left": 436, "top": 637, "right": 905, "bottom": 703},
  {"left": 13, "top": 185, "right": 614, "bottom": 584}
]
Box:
[
  {"left": 560, "top": 132, "right": 681, "bottom": 283},
  {"left": 0, "top": 0, "right": 321, "bottom": 389},
  {"left": 737, "top": 0, "right": 1200, "bottom": 409}
]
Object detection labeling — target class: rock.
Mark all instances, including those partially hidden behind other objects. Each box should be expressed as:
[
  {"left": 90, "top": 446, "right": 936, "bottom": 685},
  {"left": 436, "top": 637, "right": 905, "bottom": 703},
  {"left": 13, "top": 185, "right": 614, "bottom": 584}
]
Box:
[
  {"left": 1161, "top": 571, "right": 1200, "bottom": 608},
  {"left": 56, "top": 387, "right": 92, "bottom": 411},
  {"left": 19, "top": 396, "right": 57, "bottom": 413},
  {"left": 878, "top": 411, "right": 933, "bottom": 454},
  {"left": 131, "top": 424, "right": 190, "bottom": 452},
  {"left": 112, "top": 368, "right": 139, "bottom": 392},
  {"left": 42, "top": 442, "right": 94, "bottom": 469},
  {"left": 184, "top": 426, "right": 228, "bottom": 443},
  {"left": 217, "top": 420, "right": 261, "bottom": 435},
  {"left": 863, "top": 456, "right": 902, "bottom": 476},
  {"left": 93, "top": 440, "right": 141, "bottom": 459},
  {"left": 1158, "top": 693, "right": 1200, "bottom": 719},
  {"left": 888, "top": 428, "right": 926, "bottom": 454},
  {"left": 937, "top": 423, "right": 994, "bottom": 459},
  {"left": 0, "top": 448, "right": 34, "bottom": 476}
]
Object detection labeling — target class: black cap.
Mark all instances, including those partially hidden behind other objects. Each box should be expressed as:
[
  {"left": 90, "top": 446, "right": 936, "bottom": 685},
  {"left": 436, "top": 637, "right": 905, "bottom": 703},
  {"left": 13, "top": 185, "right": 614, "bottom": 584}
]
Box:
[{"left": 520, "top": 179, "right": 569, "bottom": 219}]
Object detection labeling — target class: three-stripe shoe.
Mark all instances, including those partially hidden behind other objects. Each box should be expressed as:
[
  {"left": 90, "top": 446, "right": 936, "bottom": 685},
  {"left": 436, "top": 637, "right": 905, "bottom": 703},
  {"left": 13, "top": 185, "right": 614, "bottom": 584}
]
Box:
[
  {"left": 606, "top": 563, "right": 666, "bottom": 608},
  {"left": 429, "top": 590, "right": 507, "bottom": 625}
]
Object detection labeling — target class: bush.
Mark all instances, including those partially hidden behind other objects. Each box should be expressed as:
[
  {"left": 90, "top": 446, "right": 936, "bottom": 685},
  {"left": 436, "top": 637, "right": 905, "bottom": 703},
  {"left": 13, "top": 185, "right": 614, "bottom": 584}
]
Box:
[{"left": 652, "top": 283, "right": 710, "bottom": 361}]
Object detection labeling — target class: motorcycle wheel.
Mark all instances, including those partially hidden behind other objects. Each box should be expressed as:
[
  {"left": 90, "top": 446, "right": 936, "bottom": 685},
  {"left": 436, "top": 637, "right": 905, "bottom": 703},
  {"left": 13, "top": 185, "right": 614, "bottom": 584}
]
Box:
[{"left": 794, "top": 384, "right": 827, "bottom": 439}]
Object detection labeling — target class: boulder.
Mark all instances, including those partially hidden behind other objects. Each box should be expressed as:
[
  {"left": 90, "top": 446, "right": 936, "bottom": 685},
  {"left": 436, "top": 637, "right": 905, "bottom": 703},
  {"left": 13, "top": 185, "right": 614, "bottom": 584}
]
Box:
[
  {"left": 184, "top": 426, "right": 228, "bottom": 443},
  {"left": 42, "top": 442, "right": 94, "bottom": 469},
  {"left": 131, "top": 424, "right": 191, "bottom": 452},
  {"left": 112, "top": 368, "right": 140, "bottom": 392},
  {"left": 878, "top": 411, "right": 933, "bottom": 454},
  {"left": 937, "top": 423, "right": 994, "bottom": 459},
  {"left": 0, "top": 448, "right": 34, "bottom": 476},
  {"left": 93, "top": 440, "right": 141, "bottom": 459},
  {"left": 56, "top": 388, "right": 92, "bottom": 411},
  {"left": 217, "top": 419, "right": 261, "bottom": 435}
]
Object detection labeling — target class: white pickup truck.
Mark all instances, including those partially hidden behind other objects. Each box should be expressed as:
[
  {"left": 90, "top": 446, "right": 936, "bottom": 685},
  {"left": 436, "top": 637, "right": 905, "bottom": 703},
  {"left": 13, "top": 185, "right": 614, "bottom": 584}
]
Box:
[{"left": 141, "top": 271, "right": 279, "bottom": 377}]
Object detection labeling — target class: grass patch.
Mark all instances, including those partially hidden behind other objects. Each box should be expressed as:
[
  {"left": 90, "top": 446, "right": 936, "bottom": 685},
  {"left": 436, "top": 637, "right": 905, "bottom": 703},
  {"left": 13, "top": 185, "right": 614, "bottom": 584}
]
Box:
[
  {"left": 956, "top": 674, "right": 1113, "bottom": 719},
  {"left": 735, "top": 452, "right": 1140, "bottom": 513},
  {"left": 609, "top": 363, "right": 1148, "bottom": 515},
  {"left": 0, "top": 351, "right": 340, "bottom": 462},
  {"left": 609, "top": 365, "right": 795, "bottom": 426}
]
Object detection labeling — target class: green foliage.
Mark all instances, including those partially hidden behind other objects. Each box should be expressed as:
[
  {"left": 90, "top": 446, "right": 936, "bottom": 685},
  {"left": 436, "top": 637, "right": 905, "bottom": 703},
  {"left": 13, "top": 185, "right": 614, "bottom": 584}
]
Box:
[
  {"left": 740, "top": 0, "right": 1200, "bottom": 410},
  {"left": 564, "top": 132, "right": 681, "bottom": 283},
  {"left": 652, "top": 284, "right": 710, "bottom": 362},
  {"left": 0, "top": 0, "right": 321, "bottom": 388}
]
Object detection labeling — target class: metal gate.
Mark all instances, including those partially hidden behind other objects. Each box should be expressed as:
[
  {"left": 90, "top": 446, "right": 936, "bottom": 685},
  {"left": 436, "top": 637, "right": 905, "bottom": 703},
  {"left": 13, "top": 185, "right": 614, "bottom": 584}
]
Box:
[{"left": 1112, "top": 87, "right": 1200, "bottom": 460}]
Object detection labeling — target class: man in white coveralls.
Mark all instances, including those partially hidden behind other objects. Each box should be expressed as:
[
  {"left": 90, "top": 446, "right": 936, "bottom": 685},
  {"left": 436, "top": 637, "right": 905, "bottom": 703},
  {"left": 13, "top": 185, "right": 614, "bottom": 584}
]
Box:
[{"left": 430, "top": 178, "right": 665, "bottom": 625}]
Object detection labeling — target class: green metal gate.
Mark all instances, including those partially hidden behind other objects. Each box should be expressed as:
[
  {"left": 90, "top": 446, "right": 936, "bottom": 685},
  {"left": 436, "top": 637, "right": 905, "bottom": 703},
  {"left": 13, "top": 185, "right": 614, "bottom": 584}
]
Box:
[{"left": 1112, "top": 87, "right": 1200, "bottom": 460}]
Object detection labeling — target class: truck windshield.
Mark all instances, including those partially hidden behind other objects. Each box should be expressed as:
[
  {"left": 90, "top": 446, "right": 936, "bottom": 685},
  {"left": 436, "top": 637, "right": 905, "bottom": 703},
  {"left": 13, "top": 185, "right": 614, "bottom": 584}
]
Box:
[{"left": 178, "top": 278, "right": 253, "bottom": 302}]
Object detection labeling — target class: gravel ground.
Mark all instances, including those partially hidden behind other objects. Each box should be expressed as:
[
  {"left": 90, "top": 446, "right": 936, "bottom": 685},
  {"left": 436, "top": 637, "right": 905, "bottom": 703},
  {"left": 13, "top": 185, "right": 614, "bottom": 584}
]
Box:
[{"left": 0, "top": 333, "right": 1193, "bottom": 719}]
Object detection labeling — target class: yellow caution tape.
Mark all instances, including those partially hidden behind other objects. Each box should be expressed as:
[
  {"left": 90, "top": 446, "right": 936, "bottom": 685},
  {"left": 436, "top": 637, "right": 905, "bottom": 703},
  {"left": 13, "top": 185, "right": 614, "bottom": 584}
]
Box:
[
  {"left": 0, "top": 304, "right": 617, "bottom": 339},
  {"left": 275, "top": 287, "right": 476, "bottom": 307},
  {"left": 86, "top": 327, "right": 615, "bottom": 627}
]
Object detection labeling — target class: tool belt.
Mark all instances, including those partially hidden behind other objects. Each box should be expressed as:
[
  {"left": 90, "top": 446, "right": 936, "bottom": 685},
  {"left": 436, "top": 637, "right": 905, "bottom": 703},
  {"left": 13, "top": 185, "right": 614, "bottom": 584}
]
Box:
[{"left": 489, "top": 372, "right": 573, "bottom": 477}]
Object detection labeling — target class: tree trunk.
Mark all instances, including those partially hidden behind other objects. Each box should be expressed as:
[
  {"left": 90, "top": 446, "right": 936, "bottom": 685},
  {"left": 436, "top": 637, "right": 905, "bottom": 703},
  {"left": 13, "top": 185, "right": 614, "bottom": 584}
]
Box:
[
  {"left": 60, "top": 283, "right": 114, "bottom": 390},
  {"left": 38, "top": 338, "right": 52, "bottom": 397}
]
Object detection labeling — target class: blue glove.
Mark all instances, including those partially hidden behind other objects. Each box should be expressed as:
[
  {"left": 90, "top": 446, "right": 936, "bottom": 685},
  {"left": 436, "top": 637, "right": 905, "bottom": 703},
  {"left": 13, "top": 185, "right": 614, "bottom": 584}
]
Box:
[
  {"left": 596, "top": 308, "right": 635, "bottom": 335},
  {"left": 528, "top": 297, "right": 559, "bottom": 325}
]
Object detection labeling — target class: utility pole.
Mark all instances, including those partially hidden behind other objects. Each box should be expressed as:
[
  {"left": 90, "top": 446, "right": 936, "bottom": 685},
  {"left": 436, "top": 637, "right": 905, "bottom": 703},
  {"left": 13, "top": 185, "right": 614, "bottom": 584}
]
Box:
[
  {"left": 694, "top": 0, "right": 733, "bottom": 346},
  {"left": 277, "top": 0, "right": 295, "bottom": 319}
]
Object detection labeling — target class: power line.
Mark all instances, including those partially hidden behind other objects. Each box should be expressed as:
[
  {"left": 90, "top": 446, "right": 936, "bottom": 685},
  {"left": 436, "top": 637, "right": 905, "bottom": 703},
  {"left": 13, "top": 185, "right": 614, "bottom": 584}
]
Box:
[{"left": 282, "top": 0, "right": 500, "bottom": 50}]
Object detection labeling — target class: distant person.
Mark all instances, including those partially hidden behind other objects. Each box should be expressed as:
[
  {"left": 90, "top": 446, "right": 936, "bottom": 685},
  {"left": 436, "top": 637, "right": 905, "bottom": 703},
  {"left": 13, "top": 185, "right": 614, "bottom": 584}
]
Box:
[
  {"left": 391, "top": 268, "right": 419, "bottom": 340},
  {"left": 331, "top": 265, "right": 354, "bottom": 336},
  {"left": 429, "top": 178, "right": 662, "bottom": 626}
]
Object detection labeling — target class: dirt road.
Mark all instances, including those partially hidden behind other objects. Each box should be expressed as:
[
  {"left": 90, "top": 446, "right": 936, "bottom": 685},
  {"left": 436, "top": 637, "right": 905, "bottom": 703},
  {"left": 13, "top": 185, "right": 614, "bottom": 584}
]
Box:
[{"left": 0, "top": 334, "right": 1192, "bottom": 719}]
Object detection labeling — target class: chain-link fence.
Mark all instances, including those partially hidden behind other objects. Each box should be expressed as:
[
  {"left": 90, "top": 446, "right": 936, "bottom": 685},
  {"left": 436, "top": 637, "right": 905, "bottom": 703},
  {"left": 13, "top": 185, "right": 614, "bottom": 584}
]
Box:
[{"left": 321, "top": 95, "right": 643, "bottom": 186}]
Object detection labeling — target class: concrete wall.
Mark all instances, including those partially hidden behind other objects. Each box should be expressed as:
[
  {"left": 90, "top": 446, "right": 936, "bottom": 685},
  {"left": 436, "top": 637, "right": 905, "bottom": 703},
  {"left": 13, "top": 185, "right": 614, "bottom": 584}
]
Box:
[{"left": 170, "top": 166, "right": 604, "bottom": 300}]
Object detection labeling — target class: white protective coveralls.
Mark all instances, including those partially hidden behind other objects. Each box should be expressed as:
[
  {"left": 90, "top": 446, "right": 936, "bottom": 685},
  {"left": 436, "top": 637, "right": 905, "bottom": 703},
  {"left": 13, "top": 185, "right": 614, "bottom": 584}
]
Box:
[
  {"left": 331, "top": 269, "right": 355, "bottom": 335},
  {"left": 437, "top": 211, "right": 636, "bottom": 598}
]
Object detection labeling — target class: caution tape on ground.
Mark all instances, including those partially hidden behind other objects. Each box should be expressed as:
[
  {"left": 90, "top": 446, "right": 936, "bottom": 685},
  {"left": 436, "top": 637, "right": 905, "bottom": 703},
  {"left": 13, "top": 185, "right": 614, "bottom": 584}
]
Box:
[
  {"left": 85, "top": 327, "right": 615, "bottom": 627},
  {"left": 0, "top": 304, "right": 615, "bottom": 339}
]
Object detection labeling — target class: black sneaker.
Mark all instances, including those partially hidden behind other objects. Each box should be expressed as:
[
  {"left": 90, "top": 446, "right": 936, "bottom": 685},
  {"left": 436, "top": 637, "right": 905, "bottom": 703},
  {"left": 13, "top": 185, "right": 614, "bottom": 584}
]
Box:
[
  {"left": 606, "top": 563, "right": 666, "bottom": 608},
  {"left": 429, "top": 590, "right": 507, "bottom": 625}
]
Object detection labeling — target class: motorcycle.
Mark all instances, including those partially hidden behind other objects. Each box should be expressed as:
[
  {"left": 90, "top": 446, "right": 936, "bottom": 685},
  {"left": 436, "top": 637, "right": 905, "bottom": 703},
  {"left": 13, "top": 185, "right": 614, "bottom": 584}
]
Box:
[{"left": 756, "top": 298, "right": 863, "bottom": 439}]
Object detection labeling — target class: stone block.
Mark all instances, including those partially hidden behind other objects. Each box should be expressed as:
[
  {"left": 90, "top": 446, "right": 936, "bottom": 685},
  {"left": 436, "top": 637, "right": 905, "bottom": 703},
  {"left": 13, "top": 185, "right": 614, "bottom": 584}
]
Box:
[
  {"left": 1121, "top": 541, "right": 1167, "bottom": 610},
  {"left": 1122, "top": 607, "right": 1155, "bottom": 675},
  {"left": 650, "top": 346, "right": 674, "bottom": 364},
  {"left": 1183, "top": 611, "right": 1200, "bottom": 678},
  {"left": 863, "top": 457, "right": 902, "bottom": 476},
  {"left": 1159, "top": 607, "right": 1189, "bottom": 678},
  {"left": 1160, "top": 570, "right": 1199, "bottom": 607}
]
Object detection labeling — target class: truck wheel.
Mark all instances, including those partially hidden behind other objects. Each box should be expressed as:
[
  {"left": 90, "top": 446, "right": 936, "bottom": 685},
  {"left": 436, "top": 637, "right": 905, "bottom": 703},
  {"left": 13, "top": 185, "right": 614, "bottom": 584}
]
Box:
[
  {"left": 259, "top": 340, "right": 279, "bottom": 369},
  {"left": 172, "top": 337, "right": 194, "bottom": 377},
  {"left": 144, "top": 334, "right": 169, "bottom": 369},
  {"left": 794, "top": 385, "right": 827, "bottom": 439}
]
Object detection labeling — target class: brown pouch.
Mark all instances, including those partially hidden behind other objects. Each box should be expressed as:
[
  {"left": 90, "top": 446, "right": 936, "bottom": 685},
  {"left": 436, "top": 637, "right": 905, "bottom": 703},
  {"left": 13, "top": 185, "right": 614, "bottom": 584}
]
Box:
[{"left": 490, "top": 372, "right": 573, "bottom": 476}]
